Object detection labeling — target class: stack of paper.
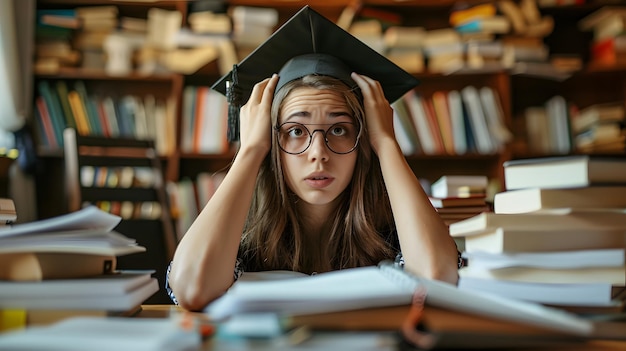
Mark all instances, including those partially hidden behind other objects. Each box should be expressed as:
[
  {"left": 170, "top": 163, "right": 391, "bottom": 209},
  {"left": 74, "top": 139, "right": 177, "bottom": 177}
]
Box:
[
  {"left": 0, "top": 207, "right": 158, "bottom": 326},
  {"left": 0, "top": 316, "right": 201, "bottom": 351},
  {"left": 0, "top": 206, "right": 145, "bottom": 281}
]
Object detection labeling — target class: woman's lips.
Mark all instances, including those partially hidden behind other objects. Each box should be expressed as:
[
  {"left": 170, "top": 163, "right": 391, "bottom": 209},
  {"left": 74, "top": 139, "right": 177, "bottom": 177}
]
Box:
[{"left": 305, "top": 175, "right": 334, "bottom": 188}]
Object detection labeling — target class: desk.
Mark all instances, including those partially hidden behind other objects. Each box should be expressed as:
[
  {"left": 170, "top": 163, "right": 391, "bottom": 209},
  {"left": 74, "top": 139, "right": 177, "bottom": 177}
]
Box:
[{"left": 137, "top": 305, "right": 626, "bottom": 351}]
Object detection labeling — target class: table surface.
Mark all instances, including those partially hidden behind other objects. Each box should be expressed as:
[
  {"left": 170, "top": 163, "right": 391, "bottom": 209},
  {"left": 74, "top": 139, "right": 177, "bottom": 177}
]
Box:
[{"left": 137, "top": 305, "right": 626, "bottom": 351}]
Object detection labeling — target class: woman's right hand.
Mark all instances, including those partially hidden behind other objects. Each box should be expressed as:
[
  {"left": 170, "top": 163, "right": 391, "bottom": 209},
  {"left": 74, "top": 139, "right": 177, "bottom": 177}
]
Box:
[{"left": 238, "top": 74, "right": 279, "bottom": 156}]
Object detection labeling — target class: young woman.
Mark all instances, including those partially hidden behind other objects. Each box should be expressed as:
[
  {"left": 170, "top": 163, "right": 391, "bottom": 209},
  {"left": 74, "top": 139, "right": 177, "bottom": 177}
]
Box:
[{"left": 166, "top": 58, "right": 461, "bottom": 311}]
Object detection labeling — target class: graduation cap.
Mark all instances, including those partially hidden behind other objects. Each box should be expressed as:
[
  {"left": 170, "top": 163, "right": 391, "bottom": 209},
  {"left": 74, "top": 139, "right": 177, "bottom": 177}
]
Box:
[{"left": 212, "top": 5, "right": 420, "bottom": 141}]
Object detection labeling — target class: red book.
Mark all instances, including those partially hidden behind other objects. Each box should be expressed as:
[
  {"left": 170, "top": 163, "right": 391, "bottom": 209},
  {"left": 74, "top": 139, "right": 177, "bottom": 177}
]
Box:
[
  {"left": 423, "top": 97, "right": 446, "bottom": 154},
  {"left": 95, "top": 97, "right": 110, "bottom": 138},
  {"left": 35, "top": 96, "right": 58, "bottom": 148},
  {"left": 591, "top": 36, "right": 626, "bottom": 65}
]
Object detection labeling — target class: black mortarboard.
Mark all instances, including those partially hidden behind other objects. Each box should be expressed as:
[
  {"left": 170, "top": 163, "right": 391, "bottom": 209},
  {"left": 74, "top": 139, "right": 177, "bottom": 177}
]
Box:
[{"left": 212, "top": 5, "right": 420, "bottom": 141}]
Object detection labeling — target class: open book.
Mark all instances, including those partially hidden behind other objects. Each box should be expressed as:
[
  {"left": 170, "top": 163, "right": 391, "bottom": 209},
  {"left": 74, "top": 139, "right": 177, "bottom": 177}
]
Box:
[{"left": 205, "top": 261, "right": 595, "bottom": 337}]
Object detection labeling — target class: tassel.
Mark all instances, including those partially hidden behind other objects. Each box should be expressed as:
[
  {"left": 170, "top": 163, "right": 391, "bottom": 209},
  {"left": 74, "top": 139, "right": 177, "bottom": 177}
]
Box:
[{"left": 226, "top": 64, "right": 241, "bottom": 142}]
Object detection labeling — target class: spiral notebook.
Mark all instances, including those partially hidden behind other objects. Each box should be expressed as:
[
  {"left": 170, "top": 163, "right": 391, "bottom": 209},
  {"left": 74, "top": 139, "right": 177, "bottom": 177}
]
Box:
[{"left": 205, "top": 261, "right": 595, "bottom": 337}]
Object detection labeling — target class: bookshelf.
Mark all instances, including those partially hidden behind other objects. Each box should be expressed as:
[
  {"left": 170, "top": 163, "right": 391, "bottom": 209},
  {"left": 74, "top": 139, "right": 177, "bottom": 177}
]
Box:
[
  {"left": 61, "top": 128, "right": 176, "bottom": 304},
  {"left": 32, "top": 0, "right": 626, "bottom": 223}
]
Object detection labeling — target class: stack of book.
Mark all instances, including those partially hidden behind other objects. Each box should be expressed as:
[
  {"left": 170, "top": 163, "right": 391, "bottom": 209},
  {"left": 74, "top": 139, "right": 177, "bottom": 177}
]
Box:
[
  {"left": 0, "top": 206, "right": 158, "bottom": 328},
  {"left": 579, "top": 6, "right": 626, "bottom": 67},
  {"left": 570, "top": 102, "right": 625, "bottom": 154},
  {"left": 449, "top": 155, "right": 626, "bottom": 313},
  {"left": 429, "top": 175, "right": 491, "bottom": 226},
  {"left": 230, "top": 6, "right": 278, "bottom": 60}
]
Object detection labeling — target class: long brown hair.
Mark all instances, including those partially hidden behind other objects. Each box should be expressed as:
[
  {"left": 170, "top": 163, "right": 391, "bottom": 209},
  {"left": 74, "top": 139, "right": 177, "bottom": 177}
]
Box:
[{"left": 239, "top": 75, "right": 396, "bottom": 274}]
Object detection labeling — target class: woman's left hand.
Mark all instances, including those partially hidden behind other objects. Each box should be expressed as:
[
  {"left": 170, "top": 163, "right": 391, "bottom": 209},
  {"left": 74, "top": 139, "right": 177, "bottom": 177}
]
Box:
[{"left": 351, "top": 72, "right": 396, "bottom": 155}]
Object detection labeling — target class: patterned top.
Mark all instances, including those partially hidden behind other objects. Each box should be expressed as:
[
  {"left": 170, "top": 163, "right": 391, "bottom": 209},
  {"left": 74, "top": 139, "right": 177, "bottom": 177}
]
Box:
[{"left": 164, "top": 234, "right": 464, "bottom": 305}]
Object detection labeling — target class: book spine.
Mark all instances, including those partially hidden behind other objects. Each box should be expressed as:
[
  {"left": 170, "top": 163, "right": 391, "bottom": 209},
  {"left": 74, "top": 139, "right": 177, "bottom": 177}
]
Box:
[
  {"left": 35, "top": 97, "right": 58, "bottom": 148},
  {"left": 54, "top": 80, "right": 77, "bottom": 130},
  {"left": 68, "top": 90, "right": 91, "bottom": 135},
  {"left": 37, "top": 81, "right": 66, "bottom": 145}
]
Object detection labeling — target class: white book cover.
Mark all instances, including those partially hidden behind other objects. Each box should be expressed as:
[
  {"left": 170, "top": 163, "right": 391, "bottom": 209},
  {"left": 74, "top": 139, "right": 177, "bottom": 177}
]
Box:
[
  {"left": 461, "top": 86, "right": 495, "bottom": 154},
  {"left": 458, "top": 276, "right": 615, "bottom": 306},
  {"left": 0, "top": 206, "right": 120, "bottom": 238},
  {"left": 403, "top": 91, "right": 437, "bottom": 155},
  {"left": 0, "top": 271, "right": 153, "bottom": 297},
  {"left": 199, "top": 90, "right": 228, "bottom": 154},
  {"left": 459, "top": 265, "right": 626, "bottom": 285},
  {"left": 0, "top": 278, "right": 159, "bottom": 310},
  {"left": 545, "top": 95, "right": 571, "bottom": 154},
  {"left": 393, "top": 104, "right": 417, "bottom": 155},
  {"left": 479, "top": 86, "right": 512, "bottom": 151},
  {"left": 463, "top": 248, "right": 625, "bottom": 270},
  {"left": 0, "top": 315, "right": 200, "bottom": 351},
  {"left": 447, "top": 90, "right": 467, "bottom": 154},
  {"left": 431, "top": 175, "right": 488, "bottom": 198},
  {"left": 231, "top": 6, "right": 279, "bottom": 27}
]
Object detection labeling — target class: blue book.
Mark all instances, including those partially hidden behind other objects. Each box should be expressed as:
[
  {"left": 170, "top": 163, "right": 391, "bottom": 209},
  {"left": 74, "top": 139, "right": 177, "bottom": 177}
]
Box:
[
  {"left": 37, "top": 81, "right": 66, "bottom": 146},
  {"left": 461, "top": 95, "right": 476, "bottom": 153},
  {"left": 36, "top": 9, "right": 79, "bottom": 29},
  {"left": 118, "top": 96, "right": 137, "bottom": 138}
]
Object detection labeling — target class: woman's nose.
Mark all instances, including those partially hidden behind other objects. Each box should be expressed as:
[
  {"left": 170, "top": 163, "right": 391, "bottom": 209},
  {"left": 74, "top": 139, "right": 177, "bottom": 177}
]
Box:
[{"left": 307, "top": 131, "right": 329, "bottom": 161}]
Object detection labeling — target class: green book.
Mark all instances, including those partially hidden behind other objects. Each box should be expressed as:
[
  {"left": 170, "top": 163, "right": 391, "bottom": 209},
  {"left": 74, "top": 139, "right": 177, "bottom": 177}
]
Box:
[
  {"left": 74, "top": 81, "right": 102, "bottom": 136},
  {"left": 54, "top": 81, "right": 76, "bottom": 129}
]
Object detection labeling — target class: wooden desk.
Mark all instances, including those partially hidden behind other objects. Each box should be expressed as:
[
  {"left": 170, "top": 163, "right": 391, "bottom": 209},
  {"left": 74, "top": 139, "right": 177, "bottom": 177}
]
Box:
[{"left": 137, "top": 305, "right": 626, "bottom": 351}]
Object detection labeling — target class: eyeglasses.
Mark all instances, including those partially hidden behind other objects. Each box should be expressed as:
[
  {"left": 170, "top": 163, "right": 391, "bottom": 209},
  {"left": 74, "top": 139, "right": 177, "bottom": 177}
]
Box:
[{"left": 275, "top": 122, "right": 361, "bottom": 155}]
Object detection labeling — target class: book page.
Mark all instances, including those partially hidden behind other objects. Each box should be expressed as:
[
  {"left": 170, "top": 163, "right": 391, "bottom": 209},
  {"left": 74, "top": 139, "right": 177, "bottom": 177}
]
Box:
[
  {"left": 205, "top": 266, "right": 415, "bottom": 320},
  {"left": 0, "top": 206, "right": 121, "bottom": 238}
]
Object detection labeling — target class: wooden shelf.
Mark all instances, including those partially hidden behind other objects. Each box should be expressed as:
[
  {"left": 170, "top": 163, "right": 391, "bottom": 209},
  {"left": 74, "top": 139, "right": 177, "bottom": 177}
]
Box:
[
  {"left": 32, "top": 0, "right": 626, "bottom": 220},
  {"left": 38, "top": 0, "right": 184, "bottom": 7},
  {"left": 36, "top": 68, "right": 181, "bottom": 82}
]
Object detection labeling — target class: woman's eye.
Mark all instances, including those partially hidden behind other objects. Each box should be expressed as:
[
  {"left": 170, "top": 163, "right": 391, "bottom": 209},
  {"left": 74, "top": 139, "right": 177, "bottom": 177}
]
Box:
[
  {"left": 288, "top": 127, "right": 305, "bottom": 137},
  {"left": 330, "top": 125, "right": 347, "bottom": 136}
]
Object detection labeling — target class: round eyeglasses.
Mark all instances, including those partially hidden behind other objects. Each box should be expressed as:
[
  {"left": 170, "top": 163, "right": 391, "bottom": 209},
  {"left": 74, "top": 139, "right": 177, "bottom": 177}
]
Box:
[{"left": 275, "top": 122, "right": 361, "bottom": 155}]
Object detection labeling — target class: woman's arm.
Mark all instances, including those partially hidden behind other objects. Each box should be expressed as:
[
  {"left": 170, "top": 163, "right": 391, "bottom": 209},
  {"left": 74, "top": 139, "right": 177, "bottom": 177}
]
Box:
[
  {"left": 168, "top": 75, "right": 279, "bottom": 310},
  {"left": 351, "top": 73, "right": 459, "bottom": 284}
]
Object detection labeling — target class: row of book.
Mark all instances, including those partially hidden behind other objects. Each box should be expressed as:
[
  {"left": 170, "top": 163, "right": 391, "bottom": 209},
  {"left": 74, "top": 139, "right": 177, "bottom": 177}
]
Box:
[
  {"left": 525, "top": 98, "right": 625, "bottom": 155},
  {"left": 35, "top": 6, "right": 120, "bottom": 74},
  {"left": 35, "top": 1, "right": 575, "bottom": 80},
  {"left": 34, "top": 80, "right": 177, "bottom": 156},
  {"left": 347, "top": 0, "right": 578, "bottom": 79},
  {"left": 180, "top": 86, "right": 229, "bottom": 155},
  {"left": 428, "top": 175, "right": 493, "bottom": 228},
  {"left": 167, "top": 171, "right": 226, "bottom": 241},
  {"left": 34, "top": 4, "right": 236, "bottom": 77},
  {"left": 0, "top": 206, "right": 159, "bottom": 332},
  {"left": 394, "top": 86, "right": 512, "bottom": 156},
  {"left": 449, "top": 154, "right": 626, "bottom": 313},
  {"left": 35, "top": 5, "right": 215, "bottom": 76}
]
